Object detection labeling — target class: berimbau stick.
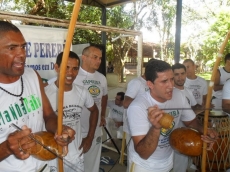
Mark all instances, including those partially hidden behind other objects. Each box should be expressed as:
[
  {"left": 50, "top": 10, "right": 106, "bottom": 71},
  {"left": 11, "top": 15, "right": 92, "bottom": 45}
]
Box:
[
  {"left": 201, "top": 30, "right": 230, "bottom": 172},
  {"left": 57, "top": 0, "right": 82, "bottom": 171}
]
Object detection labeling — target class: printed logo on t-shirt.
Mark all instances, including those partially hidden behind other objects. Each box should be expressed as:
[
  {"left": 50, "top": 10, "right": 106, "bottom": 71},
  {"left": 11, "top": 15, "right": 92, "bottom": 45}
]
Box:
[
  {"left": 55, "top": 104, "right": 81, "bottom": 129},
  {"left": 192, "top": 89, "right": 201, "bottom": 99},
  {"left": 50, "top": 166, "right": 57, "bottom": 172},
  {"left": 88, "top": 85, "right": 100, "bottom": 97},
  {"left": 111, "top": 108, "right": 123, "bottom": 117},
  {"left": 160, "top": 121, "right": 174, "bottom": 136},
  {"left": 168, "top": 110, "right": 179, "bottom": 118},
  {"left": 0, "top": 94, "right": 42, "bottom": 130}
]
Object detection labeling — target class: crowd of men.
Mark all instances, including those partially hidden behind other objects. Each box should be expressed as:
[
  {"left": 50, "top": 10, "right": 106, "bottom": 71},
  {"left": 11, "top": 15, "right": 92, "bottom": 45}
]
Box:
[{"left": 1, "top": 21, "right": 230, "bottom": 172}]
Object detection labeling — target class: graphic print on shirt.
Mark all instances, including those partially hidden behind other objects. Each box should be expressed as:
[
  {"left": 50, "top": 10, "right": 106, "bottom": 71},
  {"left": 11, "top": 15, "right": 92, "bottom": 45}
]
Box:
[
  {"left": 159, "top": 110, "right": 178, "bottom": 148},
  {"left": 111, "top": 108, "right": 123, "bottom": 118},
  {"left": 192, "top": 89, "right": 201, "bottom": 100},
  {"left": 56, "top": 104, "right": 82, "bottom": 129},
  {"left": 0, "top": 94, "right": 42, "bottom": 131}
]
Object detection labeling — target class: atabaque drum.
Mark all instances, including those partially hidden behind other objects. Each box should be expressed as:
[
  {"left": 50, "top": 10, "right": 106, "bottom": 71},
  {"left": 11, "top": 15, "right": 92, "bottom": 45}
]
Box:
[
  {"left": 169, "top": 127, "right": 202, "bottom": 156},
  {"left": 194, "top": 111, "right": 230, "bottom": 171}
]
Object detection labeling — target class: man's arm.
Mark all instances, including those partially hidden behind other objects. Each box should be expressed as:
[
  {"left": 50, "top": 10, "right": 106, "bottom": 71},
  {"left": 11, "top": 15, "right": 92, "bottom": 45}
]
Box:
[
  {"left": 79, "top": 103, "right": 99, "bottom": 153},
  {"left": 192, "top": 104, "right": 204, "bottom": 115},
  {"left": 132, "top": 127, "right": 161, "bottom": 159},
  {"left": 213, "top": 69, "right": 223, "bottom": 91},
  {"left": 100, "top": 94, "right": 108, "bottom": 126},
  {"left": 132, "top": 106, "right": 163, "bottom": 159},
  {"left": 35, "top": 71, "right": 58, "bottom": 134},
  {"left": 123, "top": 96, "right": 134, "bottom": 109},
  {"left": 183, "top": 118, "right": 204, "bottom": 133},
  {"left": 202, "top": 94, "right": 207, "bottom": 106},
  {"left": 222, "top": 99, "right": 230, "bottom": 114}
]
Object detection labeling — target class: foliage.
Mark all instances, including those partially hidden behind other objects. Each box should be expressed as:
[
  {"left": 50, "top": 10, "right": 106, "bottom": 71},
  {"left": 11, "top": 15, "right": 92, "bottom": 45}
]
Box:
[
  {"left": 73, "top": 5, "right": 102, "bottom": 44},
  {"left": 106, "top": 5, "right": 135, "bottom": 82},
  {"left": 201, "top": 11, "right": 230, "bottom": 67}
]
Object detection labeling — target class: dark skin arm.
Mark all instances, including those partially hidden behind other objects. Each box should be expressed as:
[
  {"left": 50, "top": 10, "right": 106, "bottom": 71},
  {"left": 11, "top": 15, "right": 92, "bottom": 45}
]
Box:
[
  {"left": 79, "top": 103, "right": 98, "bottom": 154},
  {"left": 213, "top": 69, "right": 223, "bottom": 91},
  {"left": 192, "top": 104, "right": 204, "bottom": 115},
  {"left": 123, "top": 96, "right": 134, "bottom": 109},
  {"left": 0, "top": 72, "right": 75, "bottom": 161},
  {"left": 100, "top": 94, "right": 108, "bottom": 126}
]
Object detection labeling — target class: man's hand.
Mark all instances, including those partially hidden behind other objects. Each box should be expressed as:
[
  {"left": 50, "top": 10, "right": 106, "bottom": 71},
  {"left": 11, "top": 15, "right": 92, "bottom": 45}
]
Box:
[
  {"left": 114, "top": 121, "right": 123, "bottom": 128},
  {"left": 79, "top": 136, "right": 93, "bottom": 155},
  {"left": 54, "top": 125, "right": 75, "bottom": 146},
  {"left": 6, "top": 125, "right": 34, "bottom": 160},
  {"left": 147, "top": 105, "right": 164, "bottom": 129},
  {"left": 54, "top": 125, "right": 75, "bottom": 157},
  {"left": 201, "top": 128, "right": 219, "bottom": 150},
  {"left": 99, "top": 116, "right": 106, "bottom": 126}
]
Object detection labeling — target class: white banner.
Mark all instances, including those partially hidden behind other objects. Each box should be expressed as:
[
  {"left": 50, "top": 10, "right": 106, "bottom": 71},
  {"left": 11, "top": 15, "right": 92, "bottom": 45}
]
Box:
[{"left": 17, "top": 25, "right": 68, "bottom": 81}]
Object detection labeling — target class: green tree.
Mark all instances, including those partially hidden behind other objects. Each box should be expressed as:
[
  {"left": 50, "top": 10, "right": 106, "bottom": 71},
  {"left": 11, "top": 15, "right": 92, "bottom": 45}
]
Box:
[
  {"left": 201, "top": 11, "right": 230, "bottom": 67},
  {"left": 106, "top": 5, "right": 135, "bottom": 82}
]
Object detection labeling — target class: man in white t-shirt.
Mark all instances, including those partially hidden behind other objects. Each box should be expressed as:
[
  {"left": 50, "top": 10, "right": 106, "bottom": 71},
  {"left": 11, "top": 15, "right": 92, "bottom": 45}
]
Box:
[
  {"left": 172, "top": 63, "right": 200, "bottom": 172},
  {"left": 183, "top": 59, "right": 208, "bottom": 106},
  {"left": 212, "top": 54, "right": 230, "bottom": 109},
  {"left": 74, "top": 45, "right": 108, "bottom": 172},
  {"left": 46, "top": 46, "right": 107, "bottom": 172},
  {"left": 222, "top": 79, "right": 230, "bottom": 114},
  {"left": 106, "top": 92, "right": 125, "bottom": 139},
  {"left": 127, "top": 59, "right": 218, "bottom": 172},
  {"left": 123, "top": 74, "right": 149, "bottom": 171},
  {"left": 0, "top": 21, "right": 75, "bottom": 172},
  {"left": 45, "top": 51, "right": 99, "bottom": 172}
]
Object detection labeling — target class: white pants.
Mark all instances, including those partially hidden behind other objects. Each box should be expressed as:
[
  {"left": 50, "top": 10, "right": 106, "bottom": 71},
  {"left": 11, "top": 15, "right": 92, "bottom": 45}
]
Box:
[
  {"left": 173, "top": 151, "right": 188, "bottom": 172},
  {"left": 84, "top": 136, "right": 102, "bottom": 172},
  {"left": 126, "top": 133, "right": 131, "bottom": 172},
  {"left": 129, "top": 161, "right": 173, "bottom": 172}
]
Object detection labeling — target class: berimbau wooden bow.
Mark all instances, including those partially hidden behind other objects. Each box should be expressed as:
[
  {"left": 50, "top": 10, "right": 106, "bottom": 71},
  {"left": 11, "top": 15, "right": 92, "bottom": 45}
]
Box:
[
  {"left": 201, "top": 30, "right": 230, "bottom": 172},
  {"left": 57, "top": 0, "right": 82, "bottom": 171}
]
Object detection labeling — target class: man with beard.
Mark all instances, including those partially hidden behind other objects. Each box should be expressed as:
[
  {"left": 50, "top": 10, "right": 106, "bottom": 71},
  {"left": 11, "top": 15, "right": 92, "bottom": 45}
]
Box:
[
  {"left": 127, "top": 59, "right": 218, "bottom": 172},
  {"left": 172, "top": 63, "right": 201, "bottom": 172}
]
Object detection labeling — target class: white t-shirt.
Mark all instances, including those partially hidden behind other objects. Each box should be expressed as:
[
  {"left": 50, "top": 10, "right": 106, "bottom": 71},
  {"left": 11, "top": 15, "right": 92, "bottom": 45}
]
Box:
[
  {"left": 0, "top": 68, "right": 45, "bottom": 172},
  {"left": 222, "top": 79, "right": 230, "bottom": 99},
  {"left": 45, "top": 82, "right": 94, "bottom": 172},
  {"left": 74, "top": 67, "right": 108, "bottom": 138},
  {"left": 106, "top": 100, "right": 124, "bottom": 138},
  {"left": 175, "top": 87, "right": 197, "bottom": 128},
  {"left": 184, "top": 76, "right": 207, "bottom": 105},
  {"left": 123, "top": 76, "right": 149, "bottom": 133},
  {"left": 179, "top": 87, "right": 197, "bottom": 106},
  {"left": 127, "top": 88, "right": 196, "bottom": 171},
  {"left": 213, "top": 67, "right": 230, "bottom": 99},
  {"left": 107, "top": 100, "right": 124, "bottom": 122}
]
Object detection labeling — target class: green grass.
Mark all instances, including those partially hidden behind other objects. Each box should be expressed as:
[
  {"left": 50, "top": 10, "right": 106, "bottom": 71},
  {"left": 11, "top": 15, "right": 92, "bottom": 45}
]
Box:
[{"left": 197, "top": 72, "right": 212, "bottom": 80}]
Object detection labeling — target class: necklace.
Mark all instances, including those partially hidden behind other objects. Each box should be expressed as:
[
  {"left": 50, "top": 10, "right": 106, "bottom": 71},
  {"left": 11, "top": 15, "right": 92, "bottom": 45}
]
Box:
[{"left": 0, "top": 77, "right": 24, "bottom": 105}]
